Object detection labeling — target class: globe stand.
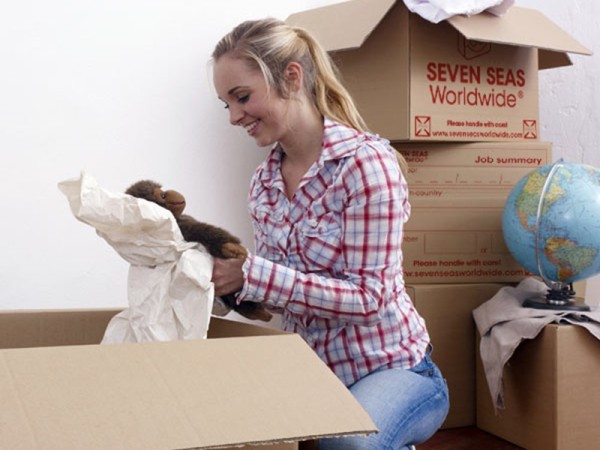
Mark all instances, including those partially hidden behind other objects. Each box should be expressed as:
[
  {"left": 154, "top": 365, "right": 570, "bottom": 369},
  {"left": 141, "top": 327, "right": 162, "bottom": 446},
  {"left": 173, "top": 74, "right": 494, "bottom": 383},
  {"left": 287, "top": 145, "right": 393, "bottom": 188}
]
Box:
[{"left": 523, "top": 283, "right": 590, "bottom": 311}]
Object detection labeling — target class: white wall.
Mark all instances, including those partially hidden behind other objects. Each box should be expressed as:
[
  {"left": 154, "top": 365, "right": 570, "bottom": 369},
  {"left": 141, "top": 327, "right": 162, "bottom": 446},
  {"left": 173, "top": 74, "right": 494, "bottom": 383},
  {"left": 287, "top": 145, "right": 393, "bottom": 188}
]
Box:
[
  {"left": 0, "top": 1, "right": 310, "bottom": 310},
  {"left": 1, "top": 0, "right": 597, "bottom": 310}
]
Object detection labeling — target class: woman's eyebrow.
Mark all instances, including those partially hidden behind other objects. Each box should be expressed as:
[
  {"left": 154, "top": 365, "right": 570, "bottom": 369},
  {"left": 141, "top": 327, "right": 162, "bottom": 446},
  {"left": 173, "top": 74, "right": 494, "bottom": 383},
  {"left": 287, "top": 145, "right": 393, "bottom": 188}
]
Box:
[{"left": 228, "top": 86, "right": 248, "bottom": 96}]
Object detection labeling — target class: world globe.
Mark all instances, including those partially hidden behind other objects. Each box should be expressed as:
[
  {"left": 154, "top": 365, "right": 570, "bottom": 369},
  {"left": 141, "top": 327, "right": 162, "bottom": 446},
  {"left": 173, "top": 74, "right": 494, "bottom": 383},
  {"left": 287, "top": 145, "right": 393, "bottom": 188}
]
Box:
[{"left": 502, "top": 160, "right": 600, "bottom": 310}]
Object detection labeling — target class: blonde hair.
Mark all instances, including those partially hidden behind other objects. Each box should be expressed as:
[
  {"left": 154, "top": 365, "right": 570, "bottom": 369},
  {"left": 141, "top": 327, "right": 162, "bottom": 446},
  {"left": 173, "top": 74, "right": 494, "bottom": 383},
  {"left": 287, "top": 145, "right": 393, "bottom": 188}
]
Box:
[{"left": 212, "top": 18, "right": 408, "bottom": 173}]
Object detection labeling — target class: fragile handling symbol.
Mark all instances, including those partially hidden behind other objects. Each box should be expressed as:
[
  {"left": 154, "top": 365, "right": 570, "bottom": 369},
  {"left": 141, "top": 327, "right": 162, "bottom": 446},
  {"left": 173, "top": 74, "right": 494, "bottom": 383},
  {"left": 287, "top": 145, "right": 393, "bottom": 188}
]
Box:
[
  {"left": 523, "top": 119, "right": 537, "bottom": 139},
  {"left": 415, "top": 116, "right": 431, "bottom": 137}
]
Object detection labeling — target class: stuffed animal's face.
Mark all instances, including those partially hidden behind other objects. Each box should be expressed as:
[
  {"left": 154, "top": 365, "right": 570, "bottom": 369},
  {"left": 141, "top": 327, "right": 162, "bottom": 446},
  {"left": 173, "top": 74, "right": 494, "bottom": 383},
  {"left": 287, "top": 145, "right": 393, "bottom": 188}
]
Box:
[{"left": 126, "top": 180, "right": 186, "bottom": 218}]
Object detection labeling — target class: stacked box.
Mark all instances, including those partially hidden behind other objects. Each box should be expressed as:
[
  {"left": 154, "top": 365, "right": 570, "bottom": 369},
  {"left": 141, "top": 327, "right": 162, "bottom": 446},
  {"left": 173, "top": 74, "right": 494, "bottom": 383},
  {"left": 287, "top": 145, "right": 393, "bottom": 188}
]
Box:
[
  {"left": 394, "top": 140, "right": 551, "bottom": 284},
  {"left": 476, "top": 325, "right": 600, "bottom": 449},
  {"left": 288, "top": 0, "right": 591, "bottom": 431},
  {"left": 406, "top": 283, "right": 507, "bottom": 428}
]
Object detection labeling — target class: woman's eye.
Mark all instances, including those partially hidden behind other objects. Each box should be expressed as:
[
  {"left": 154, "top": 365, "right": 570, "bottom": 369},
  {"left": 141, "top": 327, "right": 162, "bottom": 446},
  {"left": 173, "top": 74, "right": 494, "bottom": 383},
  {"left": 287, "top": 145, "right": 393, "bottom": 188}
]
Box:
[{"left": 238, "top": 94, "right": 249, "bottom": 104}]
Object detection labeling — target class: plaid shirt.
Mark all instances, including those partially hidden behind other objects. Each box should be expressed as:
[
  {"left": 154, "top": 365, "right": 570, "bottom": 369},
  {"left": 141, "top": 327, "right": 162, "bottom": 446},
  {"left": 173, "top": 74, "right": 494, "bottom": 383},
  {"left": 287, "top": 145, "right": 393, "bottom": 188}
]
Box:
[{"left": 238, "top": 119, "right": 429, "bottom": 386}]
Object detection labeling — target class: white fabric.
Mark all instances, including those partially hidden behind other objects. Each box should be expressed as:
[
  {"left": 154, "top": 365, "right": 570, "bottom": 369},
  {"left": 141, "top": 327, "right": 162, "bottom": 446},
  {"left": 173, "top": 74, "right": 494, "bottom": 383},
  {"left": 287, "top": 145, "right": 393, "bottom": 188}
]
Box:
[
  {"left": 403, "top": 0, "right": 514, "bottom": 23},
  {"left": 58, "top": 172, "right": 214, "bottom": 343},
  {"left": 473, "top": 277, "right": 600, "bottom": 411}
]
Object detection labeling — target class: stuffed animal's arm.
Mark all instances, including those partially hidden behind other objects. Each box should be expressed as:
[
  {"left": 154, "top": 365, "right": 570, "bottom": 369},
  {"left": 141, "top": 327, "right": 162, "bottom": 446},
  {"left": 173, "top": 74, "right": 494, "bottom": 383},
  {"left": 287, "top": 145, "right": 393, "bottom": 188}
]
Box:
[{"left": 177, "top": 215, "right": 247, "bottom": 259}]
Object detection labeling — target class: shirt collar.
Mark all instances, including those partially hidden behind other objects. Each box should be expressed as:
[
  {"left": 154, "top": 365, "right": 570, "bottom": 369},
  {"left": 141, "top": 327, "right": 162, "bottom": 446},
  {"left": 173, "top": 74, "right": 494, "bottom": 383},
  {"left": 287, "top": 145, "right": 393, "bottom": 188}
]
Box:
[
  {"left": 257, "top": 118, "right": 366, "bottom": 186},
  {"left": 320, "top": 118, "right": 362, "bottom": 161}
]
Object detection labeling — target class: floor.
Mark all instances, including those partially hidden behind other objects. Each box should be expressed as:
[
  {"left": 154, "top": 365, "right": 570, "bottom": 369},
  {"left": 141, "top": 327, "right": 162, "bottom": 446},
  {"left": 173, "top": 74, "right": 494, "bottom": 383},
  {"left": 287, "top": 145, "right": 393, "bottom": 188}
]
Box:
[{"left": 419, "top": 427, "right": 524, "bottom": 450}]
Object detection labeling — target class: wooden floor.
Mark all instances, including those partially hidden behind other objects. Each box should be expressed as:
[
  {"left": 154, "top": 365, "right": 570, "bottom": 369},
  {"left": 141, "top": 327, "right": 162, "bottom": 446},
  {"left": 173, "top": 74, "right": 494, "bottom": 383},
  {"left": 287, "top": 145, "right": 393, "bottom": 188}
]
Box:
[{"left": 419, "top": 427, "right": 524, "bottom": 450}]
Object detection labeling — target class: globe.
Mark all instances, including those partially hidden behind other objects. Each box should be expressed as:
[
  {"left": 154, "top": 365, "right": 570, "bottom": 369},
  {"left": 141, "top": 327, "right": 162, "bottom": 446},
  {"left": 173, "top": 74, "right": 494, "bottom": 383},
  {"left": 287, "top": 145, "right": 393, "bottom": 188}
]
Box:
[{"left": 502, "top": 160, "right": 600, "bottom": 310}]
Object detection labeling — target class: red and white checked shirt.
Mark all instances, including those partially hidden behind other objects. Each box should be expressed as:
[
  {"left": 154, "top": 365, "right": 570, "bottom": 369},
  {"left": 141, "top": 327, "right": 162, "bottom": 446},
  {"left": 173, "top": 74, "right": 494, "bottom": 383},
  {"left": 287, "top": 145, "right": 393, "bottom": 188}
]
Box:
[{"left": 238, "top": 119, "right": 429, "bottom": 386}]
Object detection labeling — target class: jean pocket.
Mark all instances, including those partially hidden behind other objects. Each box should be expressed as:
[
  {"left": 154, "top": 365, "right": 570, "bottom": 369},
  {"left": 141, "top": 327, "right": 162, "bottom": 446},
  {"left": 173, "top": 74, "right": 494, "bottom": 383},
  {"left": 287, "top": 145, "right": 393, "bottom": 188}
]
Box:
[{"left": 410, "top": 353, "right": 437, "bottom": 378}]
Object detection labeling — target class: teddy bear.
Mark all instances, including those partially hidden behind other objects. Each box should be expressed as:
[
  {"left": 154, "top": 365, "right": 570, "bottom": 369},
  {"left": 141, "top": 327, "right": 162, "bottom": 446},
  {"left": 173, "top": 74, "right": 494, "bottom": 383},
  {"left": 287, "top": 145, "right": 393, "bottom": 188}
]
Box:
[{"left": 125, "top": 179, "right": 272, "bottom": 322}]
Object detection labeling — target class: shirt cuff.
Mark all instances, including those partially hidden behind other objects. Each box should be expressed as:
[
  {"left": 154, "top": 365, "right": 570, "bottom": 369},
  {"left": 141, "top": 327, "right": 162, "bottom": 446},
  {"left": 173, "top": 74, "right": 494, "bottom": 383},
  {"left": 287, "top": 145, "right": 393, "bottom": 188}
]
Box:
[
  {"left": 236, "top": 256, "right": 252, "bottom": 304},
  {"left": 237, "top": 253, "right": 297, "bottom": 310}
]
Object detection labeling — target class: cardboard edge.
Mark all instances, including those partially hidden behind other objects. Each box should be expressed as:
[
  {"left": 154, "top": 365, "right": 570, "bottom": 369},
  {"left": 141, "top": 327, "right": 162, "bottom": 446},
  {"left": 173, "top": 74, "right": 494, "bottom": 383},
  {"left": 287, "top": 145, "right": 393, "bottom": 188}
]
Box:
[{"left": 199, "top": 430, "right": 375, "bottom": 450}]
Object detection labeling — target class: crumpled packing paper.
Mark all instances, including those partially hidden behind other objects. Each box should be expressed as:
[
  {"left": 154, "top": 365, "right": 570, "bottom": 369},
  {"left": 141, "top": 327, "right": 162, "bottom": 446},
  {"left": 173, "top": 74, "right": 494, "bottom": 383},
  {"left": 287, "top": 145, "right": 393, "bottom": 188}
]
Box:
[
  {"left": 58, "top": 172, "right": 214, "bottom": 343},
  {"left": 403, "top": 0, "right": 514, "bottom": 23},
  {"left": 473, "top": 277, "right": 600, "bottom": 411}
]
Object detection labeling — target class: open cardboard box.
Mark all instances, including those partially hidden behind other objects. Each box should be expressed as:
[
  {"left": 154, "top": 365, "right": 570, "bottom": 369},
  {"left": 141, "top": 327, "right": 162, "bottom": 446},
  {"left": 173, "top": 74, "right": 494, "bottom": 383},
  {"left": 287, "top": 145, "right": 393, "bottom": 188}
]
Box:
[
  {"left": 0, "top": 310, "right": 376, "bottom": 449},
  {"left": 287, "top": 0, "right": 591, "bottom": 141}
]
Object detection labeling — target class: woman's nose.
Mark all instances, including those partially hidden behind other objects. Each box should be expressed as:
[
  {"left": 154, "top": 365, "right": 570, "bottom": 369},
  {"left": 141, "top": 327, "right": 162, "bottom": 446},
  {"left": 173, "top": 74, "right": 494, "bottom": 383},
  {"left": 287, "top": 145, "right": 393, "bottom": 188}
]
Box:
[{"left": 229, "top": 105, "right": 244, "bottom": 126}]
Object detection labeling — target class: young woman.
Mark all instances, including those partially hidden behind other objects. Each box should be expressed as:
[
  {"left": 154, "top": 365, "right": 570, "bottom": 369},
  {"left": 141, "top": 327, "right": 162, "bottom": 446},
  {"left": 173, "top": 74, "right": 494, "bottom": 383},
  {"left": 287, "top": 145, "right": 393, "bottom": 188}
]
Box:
[{"left": 210, "top": 18, "right": 449, "bottom": 450}]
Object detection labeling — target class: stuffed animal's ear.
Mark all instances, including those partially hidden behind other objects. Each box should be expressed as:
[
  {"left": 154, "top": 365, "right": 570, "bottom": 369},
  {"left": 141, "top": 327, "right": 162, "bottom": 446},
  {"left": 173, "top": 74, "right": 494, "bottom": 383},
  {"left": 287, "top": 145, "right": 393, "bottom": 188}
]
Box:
[{"left": 125, "top": 180, "right": 162, "bottom": 201}]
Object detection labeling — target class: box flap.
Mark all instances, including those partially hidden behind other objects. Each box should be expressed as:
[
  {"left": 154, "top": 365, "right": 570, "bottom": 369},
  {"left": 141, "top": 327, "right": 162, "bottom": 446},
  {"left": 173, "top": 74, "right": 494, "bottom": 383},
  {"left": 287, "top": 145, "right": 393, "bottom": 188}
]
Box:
[
  {"left": 286, "top": 0, "right": 395, "bottom": 52},
  {"left": 447, "top": 7, "right": 592, "bottom": 69},
  {"left": 0, "top": 335, "right": 376, "bottom": 449}
]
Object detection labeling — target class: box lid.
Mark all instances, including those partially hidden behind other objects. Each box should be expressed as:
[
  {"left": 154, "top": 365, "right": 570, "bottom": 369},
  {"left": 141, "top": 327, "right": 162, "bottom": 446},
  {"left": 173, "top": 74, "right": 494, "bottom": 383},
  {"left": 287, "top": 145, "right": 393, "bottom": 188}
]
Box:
[
  {"left": 0, "top": 334, "right": 376, "bottom": 449},
  {"left": 286, "top": 0, "right": 591, "bottom": 69}
]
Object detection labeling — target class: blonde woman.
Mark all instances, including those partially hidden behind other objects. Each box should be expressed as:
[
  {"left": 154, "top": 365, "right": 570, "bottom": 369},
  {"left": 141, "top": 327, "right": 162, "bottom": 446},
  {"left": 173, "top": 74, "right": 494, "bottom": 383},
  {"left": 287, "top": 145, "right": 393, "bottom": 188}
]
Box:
[{"left": 210, "top": 18, "right": 449, "bottom": 450}]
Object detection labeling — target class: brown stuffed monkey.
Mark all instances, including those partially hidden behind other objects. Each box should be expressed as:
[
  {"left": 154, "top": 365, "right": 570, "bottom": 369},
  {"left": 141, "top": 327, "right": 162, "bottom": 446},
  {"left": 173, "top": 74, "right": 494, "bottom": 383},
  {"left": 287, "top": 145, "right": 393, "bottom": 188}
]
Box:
[{"left": 125, "top": 180, "right": 272, "bottom": 322}]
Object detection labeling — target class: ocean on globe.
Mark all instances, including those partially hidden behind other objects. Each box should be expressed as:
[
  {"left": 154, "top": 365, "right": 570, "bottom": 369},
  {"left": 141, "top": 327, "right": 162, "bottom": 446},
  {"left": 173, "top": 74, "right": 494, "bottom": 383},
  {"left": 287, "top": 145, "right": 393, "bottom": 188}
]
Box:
[{"left": 502, "top": 160, "right": 600, "bottom": 285}]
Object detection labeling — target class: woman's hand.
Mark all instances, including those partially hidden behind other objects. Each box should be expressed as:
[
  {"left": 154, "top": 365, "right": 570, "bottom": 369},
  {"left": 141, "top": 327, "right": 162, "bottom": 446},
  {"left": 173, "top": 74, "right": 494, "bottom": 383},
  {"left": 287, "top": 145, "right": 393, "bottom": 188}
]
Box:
[{"left": 211, "top": 256, "right": 246, "bottom": 297}]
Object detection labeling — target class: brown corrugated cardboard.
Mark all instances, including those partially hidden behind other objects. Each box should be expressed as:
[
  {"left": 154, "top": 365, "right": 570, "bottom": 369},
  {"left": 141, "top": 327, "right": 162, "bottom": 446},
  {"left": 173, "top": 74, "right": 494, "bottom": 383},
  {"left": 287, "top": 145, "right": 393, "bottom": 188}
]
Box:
[
  {"left": 407, "top": 283, "right": 508, "bottom": 428},
  {"left": 287, "top": 0, "right": 591, "bottom": 142},
  {"left": 476, "top": 324, "right": 600, "bottom": 450},
  {"left": 393, "top": 141, "right": 551, "bottom": 283},
  {"left": 0, "top": 310, "right": 376, "bottom": 450}
]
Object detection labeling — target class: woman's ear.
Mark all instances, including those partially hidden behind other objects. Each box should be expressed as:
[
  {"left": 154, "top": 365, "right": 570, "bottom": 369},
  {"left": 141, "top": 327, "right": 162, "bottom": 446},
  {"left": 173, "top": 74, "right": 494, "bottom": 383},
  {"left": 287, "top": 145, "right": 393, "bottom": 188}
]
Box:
[{"left": 284, "top": 62, "right": 303, "bottom": 93}]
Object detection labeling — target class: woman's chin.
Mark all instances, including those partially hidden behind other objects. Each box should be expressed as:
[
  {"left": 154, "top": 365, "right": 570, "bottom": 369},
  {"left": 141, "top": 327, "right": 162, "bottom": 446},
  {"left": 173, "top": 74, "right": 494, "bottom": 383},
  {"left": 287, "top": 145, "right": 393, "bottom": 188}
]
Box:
[{"left": 253, "top": 135, "right": 275, "bottom": 148}]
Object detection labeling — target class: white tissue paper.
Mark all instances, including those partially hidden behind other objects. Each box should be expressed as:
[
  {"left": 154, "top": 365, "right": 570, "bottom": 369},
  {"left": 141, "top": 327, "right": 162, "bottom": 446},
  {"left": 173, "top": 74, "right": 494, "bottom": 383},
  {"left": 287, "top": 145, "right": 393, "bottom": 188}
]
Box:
[
  {"left": 58, "top": 172, "right": 214, "bottom": 344},
  {"left": 403, "top": 0, "right": 514, "bottom": 23}
]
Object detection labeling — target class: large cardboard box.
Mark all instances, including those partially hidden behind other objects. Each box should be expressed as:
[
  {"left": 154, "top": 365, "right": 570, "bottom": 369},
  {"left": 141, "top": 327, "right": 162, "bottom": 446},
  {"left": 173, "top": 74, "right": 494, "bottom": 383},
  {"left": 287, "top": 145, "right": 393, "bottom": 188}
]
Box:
[
  {"left": 407, "top": 283, "right": 507, "bottom": 429},
  {"left": 0, "top": 310, "right": 376, "bottom": 450},
  {"left": 476, "top": 324, "right": 600, "bottom": 450},
  {"left": 393, "top": 141, "right": 551, "bottom": 283},
  {"left": 287, "top": 0, "right": 591, "bottom": 142}
]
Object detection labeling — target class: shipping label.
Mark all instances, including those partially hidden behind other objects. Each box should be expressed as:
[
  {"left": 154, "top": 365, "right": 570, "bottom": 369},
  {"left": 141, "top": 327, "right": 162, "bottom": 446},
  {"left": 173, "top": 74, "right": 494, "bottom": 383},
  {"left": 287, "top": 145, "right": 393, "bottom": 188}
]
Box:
[{"left": 395, "top": 142, "right": 550, "bottom": 283}]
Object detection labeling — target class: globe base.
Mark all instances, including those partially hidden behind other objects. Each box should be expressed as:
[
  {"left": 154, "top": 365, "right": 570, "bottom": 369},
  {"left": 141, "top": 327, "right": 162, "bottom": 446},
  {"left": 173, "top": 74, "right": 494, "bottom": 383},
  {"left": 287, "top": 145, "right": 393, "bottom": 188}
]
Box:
[{"left": 523, "top": 295, "right": 591, "bottom": 312}]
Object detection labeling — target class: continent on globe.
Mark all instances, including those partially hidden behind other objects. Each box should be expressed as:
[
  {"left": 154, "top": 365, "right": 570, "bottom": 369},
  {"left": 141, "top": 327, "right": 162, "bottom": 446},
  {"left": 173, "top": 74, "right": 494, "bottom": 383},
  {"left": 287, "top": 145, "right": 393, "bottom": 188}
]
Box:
[
  {"left": 545, "top": 237, "right": 598, "bottom": 281},
  {"left": 515, "top": 170, "right": 566, "bottom": 230}
]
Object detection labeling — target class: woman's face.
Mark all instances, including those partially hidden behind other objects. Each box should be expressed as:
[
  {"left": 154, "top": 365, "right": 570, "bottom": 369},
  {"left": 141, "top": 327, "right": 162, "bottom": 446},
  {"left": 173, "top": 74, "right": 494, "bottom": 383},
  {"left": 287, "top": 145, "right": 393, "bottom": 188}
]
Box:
[{"left": 213, "top": 54, "right": 291, "bottom": 148}]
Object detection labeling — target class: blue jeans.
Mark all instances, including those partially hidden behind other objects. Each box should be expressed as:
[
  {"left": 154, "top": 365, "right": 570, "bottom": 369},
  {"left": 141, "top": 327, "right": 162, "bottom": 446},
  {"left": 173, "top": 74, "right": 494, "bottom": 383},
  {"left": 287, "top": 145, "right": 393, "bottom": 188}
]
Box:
[{"left": 318, "top": 350, "right": 449, "bottom": 450}]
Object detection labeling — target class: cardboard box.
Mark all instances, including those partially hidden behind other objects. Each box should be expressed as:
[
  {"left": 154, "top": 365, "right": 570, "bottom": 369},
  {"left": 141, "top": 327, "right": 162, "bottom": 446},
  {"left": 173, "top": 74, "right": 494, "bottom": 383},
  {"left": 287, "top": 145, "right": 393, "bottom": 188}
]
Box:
[
  {"left": 407, "top": 283, "right": 507, "bottom": 428},
  {"left": 0, "top": 310, "right": 376, "bottom": 450},
  {"left": 287, "top": 0, "right": 591, "bottom": 142},
  {"left": 393, "top": 141, "right": 551, "bottom": 283},
  {"left": 476, "top": 324, "right": 600, "bottom": 450}
]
